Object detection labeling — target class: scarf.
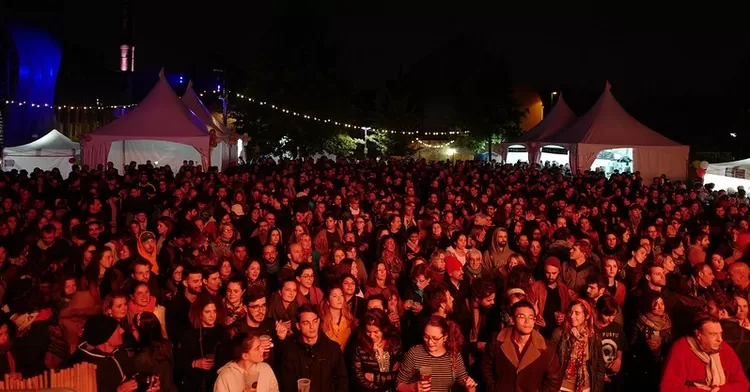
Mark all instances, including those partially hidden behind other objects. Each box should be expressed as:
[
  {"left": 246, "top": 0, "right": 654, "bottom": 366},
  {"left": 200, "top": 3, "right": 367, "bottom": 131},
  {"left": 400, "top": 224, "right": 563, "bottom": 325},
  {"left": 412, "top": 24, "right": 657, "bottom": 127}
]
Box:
[
  {"left": 686, "top": 336, "right": 726, "bottom": 387},
  {"left": 464, "top": 264, "right": 483, "bottom": 279},
  {"left": 564, "top": 327, "right": 589, "bottom": 392},
  {"left": 128, "top": 296, "right": 156, "bottom": 315},
  {"left": 639, "top": 312, "right": 672, "bottom": 332}
]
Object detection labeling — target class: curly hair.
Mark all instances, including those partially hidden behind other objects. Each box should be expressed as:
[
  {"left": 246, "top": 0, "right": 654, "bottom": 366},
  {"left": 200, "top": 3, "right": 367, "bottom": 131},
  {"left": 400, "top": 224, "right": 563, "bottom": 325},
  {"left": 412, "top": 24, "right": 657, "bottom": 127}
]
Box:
[{"left": 424, "top": 316, "right": 464, "bottom": 370}]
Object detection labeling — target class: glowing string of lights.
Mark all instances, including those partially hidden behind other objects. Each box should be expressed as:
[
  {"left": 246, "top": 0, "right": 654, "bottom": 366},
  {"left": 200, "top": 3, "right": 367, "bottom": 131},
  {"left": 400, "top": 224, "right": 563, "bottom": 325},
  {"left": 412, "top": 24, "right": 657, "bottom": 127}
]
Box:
[
  {"left": 201, "top": 89, "right": 469, "bottom": 137},
  {"left": 415, "top": 139, "right": 455, "bottom": 148},
  {"left": 2, "top": 100, "right": 137, "bottom": 110}
]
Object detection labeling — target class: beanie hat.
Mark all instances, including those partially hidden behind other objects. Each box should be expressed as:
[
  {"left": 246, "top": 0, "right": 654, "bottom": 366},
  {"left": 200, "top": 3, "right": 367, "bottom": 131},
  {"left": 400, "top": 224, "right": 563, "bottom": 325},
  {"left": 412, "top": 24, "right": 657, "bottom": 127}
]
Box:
[
  {"left": 82, "top": 314, "right": 119, "bottom": 346},
  {"left": 543, "top": 256, "right": 561, "bottom": 269},
  {"left": 445, "top": 256, "right": 463, "bottom": 275}
]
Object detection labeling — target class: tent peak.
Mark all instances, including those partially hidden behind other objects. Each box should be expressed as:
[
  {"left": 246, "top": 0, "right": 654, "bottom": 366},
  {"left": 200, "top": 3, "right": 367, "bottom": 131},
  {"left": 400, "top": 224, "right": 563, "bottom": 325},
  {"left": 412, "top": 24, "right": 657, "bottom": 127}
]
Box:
[
  {"left": 158, "top": 67, "right": 165, "bottom": 78},
  {"left": 605, "top": 80, "right": 612, "bottom": 91},
  {"left": 186, "top": 80, "right": 193, "bottom": 89}
]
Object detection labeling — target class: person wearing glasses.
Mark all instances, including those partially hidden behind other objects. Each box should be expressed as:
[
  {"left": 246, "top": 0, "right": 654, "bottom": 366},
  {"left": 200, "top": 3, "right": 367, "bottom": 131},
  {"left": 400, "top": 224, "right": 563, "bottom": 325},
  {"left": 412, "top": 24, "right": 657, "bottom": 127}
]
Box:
[
  {"left": 278, "top": 304, "right": 349, "bottom": 392},
  {"left": 237, "top": 287, "right": 290, "bottom": 366},
  {"left": 481, "top": 300, "right": 562, "bottom": 392},
  {"left": 396, "top": 316, "right": 477, "bottom": 392}
]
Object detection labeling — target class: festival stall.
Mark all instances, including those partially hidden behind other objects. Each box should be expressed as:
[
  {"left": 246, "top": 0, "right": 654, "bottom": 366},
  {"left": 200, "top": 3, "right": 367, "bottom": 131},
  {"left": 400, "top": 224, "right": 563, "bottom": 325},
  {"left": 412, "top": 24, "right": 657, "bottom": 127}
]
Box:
[
  {"left": 501, "top": 94, "right": 577, "bottom": 164},
  {"left": 704, "top": 158, "right": 750, "bottom": 191},
  {"left": 540, "top": 82, "right": 689, "bottom": 180},
  {"left": 81, "top": 70, "right": 211, "bottom": 170},
  {"left": 3, "top": 129, "right": 79, "bottom": 177}
]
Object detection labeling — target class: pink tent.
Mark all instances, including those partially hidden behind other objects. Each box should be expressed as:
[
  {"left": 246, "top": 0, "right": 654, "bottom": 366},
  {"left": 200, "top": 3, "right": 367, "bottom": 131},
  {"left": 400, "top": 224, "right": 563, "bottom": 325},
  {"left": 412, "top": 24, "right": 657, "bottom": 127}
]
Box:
[
  {"left": 505, "top": 95, "right": 577, "bottom": 163},
  {"left": 542, "top": 81, "right": 689, "bottom": 179},
  {"left": 181, "top": 82, "right": 238, "bottom": 169},
  {"left": 82, "top": 70, "right": 211, "bottom": 169}
]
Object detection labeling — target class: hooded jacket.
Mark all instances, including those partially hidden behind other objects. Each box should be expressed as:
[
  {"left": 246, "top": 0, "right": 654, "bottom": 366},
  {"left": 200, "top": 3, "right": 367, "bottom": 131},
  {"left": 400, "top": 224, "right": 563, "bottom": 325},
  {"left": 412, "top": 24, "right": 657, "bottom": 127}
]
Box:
[{"left": 214, "top": 361, "right": 279, "bottom": 392}]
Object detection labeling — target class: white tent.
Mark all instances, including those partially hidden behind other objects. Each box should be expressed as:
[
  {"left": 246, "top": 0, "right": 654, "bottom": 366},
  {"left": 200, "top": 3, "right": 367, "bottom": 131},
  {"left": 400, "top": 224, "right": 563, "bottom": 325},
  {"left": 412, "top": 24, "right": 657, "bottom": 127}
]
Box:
[
  {"left": 541, "top": 82, "right": 689, "bottom": 180},
  {"left": 705, "top": 158, "right": 750, "bottom": 191},
  {"left": 500, "top": 95, "right": 577, "bottom": 164},
  {"left": 3, "top": 129, "right": 79, "bottom": 178},
  {"left": 82, "top": 70, "right": 211, "bottom": 170},
  {"left": 181, "top": 82, "right": 240, "bottom": 170}
]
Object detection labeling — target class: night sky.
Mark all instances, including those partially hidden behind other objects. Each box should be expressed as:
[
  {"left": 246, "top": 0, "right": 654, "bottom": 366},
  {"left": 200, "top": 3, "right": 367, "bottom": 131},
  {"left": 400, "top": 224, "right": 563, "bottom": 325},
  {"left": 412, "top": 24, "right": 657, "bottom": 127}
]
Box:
[{"left": 3, "top": 1, "right": 750, "bottom": 145}]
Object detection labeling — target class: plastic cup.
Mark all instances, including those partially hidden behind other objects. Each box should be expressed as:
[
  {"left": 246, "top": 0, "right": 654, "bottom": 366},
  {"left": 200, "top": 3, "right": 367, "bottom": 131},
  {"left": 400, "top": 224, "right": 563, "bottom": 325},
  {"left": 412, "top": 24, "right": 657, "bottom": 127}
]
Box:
[
  {"left": 259, "top": 335, "right": 273, "bottom": 359},
  {"left": 419, "top": 366, "right": 432, "bottom": 382},
  {"left": 245, "top": 368, "right": 259, "bottom": 388},
  {"left": 297, "top": 378, "right": 311, "bottom": 392}
]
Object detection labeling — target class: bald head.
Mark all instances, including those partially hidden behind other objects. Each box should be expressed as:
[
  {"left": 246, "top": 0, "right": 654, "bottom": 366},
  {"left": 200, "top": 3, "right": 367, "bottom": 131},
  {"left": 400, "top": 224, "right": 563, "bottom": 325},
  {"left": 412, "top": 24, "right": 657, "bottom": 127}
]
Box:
[{"left": 729, "top": 262, "right": 750, "bottom": 289}]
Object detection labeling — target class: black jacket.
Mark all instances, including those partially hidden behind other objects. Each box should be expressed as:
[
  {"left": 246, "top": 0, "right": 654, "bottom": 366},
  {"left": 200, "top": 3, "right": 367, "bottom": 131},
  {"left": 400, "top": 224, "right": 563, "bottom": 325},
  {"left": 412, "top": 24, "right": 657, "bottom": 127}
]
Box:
[
  {"left": 351, "top": 342, "right": 402, "bottom": 392},
  {"left": 70, "top": 343, "right": 134, "bottom": 392},
  {"left": 166, "top": 292, "right": 192, "bottom": 345},
  {"left": 279, "top": 334, "right": 349, "bottom": 392}
]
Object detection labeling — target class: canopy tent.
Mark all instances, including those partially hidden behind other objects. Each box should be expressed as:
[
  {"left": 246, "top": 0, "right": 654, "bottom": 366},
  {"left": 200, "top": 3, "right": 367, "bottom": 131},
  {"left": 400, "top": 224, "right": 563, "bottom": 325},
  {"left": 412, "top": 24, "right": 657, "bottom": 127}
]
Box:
[
  {"left": 81, "top": 69, "right": 211, "bottom": 170},
  {"left": 705, "top": 158, "right": 750, "bottom": 191},
  {"left": 540, "top": 82, "right": 689, "bottom": 180},
  {"left": 500, "top": 95, "right": 577, "bottom": 164},
  {"left": 181, "top": 82, "right": 240, "bottom": 170},
  {"left": 3, "top": 129, "right": 79, "bottom": 177}
]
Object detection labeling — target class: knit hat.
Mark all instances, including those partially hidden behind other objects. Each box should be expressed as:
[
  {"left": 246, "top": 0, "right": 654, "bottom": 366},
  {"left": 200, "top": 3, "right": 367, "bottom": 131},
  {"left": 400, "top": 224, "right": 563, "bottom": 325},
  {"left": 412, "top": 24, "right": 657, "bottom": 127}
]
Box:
[
  {"left": 543, "top": 256, "right": 561, "bottom": 269},
  {"left": 139, "top": 231, "right": 156, "bottom": 243},
  {"left": 81, "top": 314, "right": 119, "bottom": 346},
  {"left": 445, "top": 256, "right": 463, "bottom": 275}
]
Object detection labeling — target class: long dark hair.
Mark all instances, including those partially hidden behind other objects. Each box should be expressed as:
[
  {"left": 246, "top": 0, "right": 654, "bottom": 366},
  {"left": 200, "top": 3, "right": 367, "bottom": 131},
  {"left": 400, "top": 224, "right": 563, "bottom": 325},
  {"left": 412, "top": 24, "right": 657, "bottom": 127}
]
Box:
[
  {"left": 134, "top": 311, "right": 172, "bottom": 362},
  {"left": 356, "top": 309, "right": 400, "bottom": 355}
]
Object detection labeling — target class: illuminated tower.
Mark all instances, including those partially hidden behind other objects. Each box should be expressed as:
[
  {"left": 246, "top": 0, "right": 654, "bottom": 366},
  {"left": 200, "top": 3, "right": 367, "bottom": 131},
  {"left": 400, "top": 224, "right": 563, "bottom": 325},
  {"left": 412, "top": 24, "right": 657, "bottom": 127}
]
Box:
[{"left": 119, "top": 0, "right": 135, "bottom": 73}]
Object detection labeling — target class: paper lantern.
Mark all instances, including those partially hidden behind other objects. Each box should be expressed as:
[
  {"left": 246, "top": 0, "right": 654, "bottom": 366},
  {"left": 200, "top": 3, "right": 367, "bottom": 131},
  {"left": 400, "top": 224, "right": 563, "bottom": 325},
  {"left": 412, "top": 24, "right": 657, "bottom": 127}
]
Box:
[
  {"left": 700, "top": 161, "right": 710, "bottom": 170},
  {"left": 692, "top": 160, "right": 701, "bottom": 169},
  {"left": 68, "top": 158, "right": 76, "bottom": 164}
]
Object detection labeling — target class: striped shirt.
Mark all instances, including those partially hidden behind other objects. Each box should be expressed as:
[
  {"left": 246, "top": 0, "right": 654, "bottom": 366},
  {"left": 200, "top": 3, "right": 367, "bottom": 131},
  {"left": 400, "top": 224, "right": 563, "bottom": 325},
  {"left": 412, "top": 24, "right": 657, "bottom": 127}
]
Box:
[{"left": 397, "top": 345, "right": 468, "bottom": 392}]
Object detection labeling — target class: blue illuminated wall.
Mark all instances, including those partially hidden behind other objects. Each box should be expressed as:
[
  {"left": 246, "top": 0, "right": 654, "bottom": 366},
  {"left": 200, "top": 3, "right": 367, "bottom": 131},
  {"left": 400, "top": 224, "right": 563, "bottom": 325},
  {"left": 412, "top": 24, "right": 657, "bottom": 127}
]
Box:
[{"left": 5, "top": 26, "right": 61, "bottom": 146}]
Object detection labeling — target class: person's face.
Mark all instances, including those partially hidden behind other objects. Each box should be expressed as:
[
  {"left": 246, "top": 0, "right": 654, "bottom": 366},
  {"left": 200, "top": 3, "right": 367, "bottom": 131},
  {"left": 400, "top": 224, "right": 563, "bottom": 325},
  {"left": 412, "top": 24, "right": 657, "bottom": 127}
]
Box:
[
  {"left": 652, "top": 297, "right": 666, "bottom": 316},
  {"left": 172, "top": 266, "right": 183, "bottom": 282},
  {"left": 648, "top": 266, "right": 666, "bottom": 287},
  {"left": 220, "top": 260, "right": 232, "bottom": 277},
  {"left": 376, "top": 263, "right": 388, "bottom": 280},
  {"left": 365, "top": 324, "right": 383, "bottom": 345},
  {"left": 204, "top": 272, "right": 222, "bottom": 292},
  {"left": 496, "top": 230, "right": 508, "bottom": 246},
  {"left": 514, "top": 306, "right": 536, "bottom": 335},
  {"left": 736, "top": 297, "right": 749, "bottom": 320},
  {"left": 281, "top": 281, "right": 297, "bottom": 302},
  {"left": 333, "top": 249, "right": 346, "bottom": 264},
  {"left": 245, "top": 337, "right": 265, "bottom": 364},
  {"left": 269, "top": 230, "right": 280, "bottom": 244},
  {"left": 133, "top": 285, "right": 150, "bottom": 306},
  {"left": 328, "top": 288, "right": 345, "bottom": 309},
  {"left": 143, "top": 239, "right": 156, "bottom": 254},
  {"left": 699, "top": 266, "right": 715, "bottom": 286},
  {"left": 663, "top": 255, "right": 676, "bottom": 272},
  {"left": 634, "top": 247, "right": 648, "bottom": 263},
  {"left": 184, "top": 273, "right": 203, "bottom": 295},
  {"left": 711, "top": 254, "right": 725, "bottom": 271},
  {"left": 443, "top": 290, "right": 454, "bottom": 313},
  {"left": 42, "top": 231, "right": 55, "bottom": 246},
  {"left": 100, "top": 250, "right": 114, "bottom": 269},
  {"left": 247, "top": 261, "right": 261, "bottom": 281},
  {"left": 544, "top": 265, "right": 559, "bottom": 285},
  {"left": 134, "top": 265, "right": 151, "bottom": 283},
  {"left": 295, "top": 225, "right": 305, "bottom": 237},
  {"left": 233, "top": 246, "right": 247, "bottom": 261},
  {"left": 414, "top": 274, "right": 430, "bottom": 290},
  {"left": 202, "top": 303, "right": 217, "bottom": 327},
  {"left": 423, "top": 325, "right": 446, "bottom": 354},
  {"left": 586, "top": 283, "right": 603, "bottom": 300},
  {"left": 64, "top": 278, "right": 77, "bottom": 296},
  {"left": 226, "top": 282, "right": 244, "bottom": 304},
  {"left": 697, "top": 321, "right": 723, "bottom": 353},
  {"left": 568, "top": 304, "right": 587, "bottom": 328},
  {"left": 604, "top": 260, "right": 618, "bottom": 278},
  {"left": 325, "top": 217, "right": 336, "bottom": 229},
  {"left": 109, "top": 297, "right": 128, "bottom": 320},
  {"left": 456, "top": 234, "right": 467, "bottom": 249},
  {"left": 479, "top": 293, "right": 495, "bottom": 308},
  {"left": 262, "top": 246, "right": 277, "bottom": 261},
  {"left": 247, "top": 297, "right": 268, "bottom": 323},
  {"left": 468, "top": 252, "right": 482, "bottom": 270},
  {"left": 297, "top": 311, "right": 320, "bottom": 340},
  {"left": 157, "top": 222, "right": 167, "bottom": 235},
  {"left": 367, "top": 299, "right": 385, "bottom": 311},
  {"left": 700, "top": 237, "right": 710, "bottom": 249}
]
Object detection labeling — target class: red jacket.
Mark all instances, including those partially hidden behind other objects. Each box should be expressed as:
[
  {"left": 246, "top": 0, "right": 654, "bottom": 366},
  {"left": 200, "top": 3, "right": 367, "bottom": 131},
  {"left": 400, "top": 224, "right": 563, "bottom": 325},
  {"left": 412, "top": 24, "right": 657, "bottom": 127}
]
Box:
[{"left": 661, "top": 337, "right": 749, "bottom": 392}]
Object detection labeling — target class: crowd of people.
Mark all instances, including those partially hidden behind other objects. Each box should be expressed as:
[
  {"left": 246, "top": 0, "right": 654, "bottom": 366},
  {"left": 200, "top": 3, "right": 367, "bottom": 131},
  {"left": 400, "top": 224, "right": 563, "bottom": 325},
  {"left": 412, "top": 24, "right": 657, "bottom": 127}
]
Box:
[{"left": 0, "top": 157, "right": 747, "bottom": 392}]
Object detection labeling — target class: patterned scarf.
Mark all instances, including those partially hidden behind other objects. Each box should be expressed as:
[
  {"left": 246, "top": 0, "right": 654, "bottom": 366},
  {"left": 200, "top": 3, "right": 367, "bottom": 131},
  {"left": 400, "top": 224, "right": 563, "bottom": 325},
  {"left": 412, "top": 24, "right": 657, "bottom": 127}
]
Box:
[{"left": 564, "top": 327, "right": 589, "bottom": 392}]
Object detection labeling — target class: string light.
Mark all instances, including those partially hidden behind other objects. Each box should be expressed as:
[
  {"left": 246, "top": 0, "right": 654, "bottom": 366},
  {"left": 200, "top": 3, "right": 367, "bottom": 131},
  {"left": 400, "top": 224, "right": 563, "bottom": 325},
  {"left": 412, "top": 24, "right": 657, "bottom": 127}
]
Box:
[
  {"left": 2, "top": 100, "right": 137, "bottom": 110},
  {"left": 414, "top": 139, "right": 455, "bottom": 148},
  {"left": 202, "top": 90, "right": 470, "bottom": 137}
]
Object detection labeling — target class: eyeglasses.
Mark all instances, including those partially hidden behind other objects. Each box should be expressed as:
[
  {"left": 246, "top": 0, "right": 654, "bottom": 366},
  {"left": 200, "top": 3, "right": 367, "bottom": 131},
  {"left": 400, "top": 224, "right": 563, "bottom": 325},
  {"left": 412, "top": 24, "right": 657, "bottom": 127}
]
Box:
[
  {"left": 423, "top": 335, "right": 445, "bottom": 344},
  {"left": 248, "top": 303, "right": 267, "bottom": 311}
]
